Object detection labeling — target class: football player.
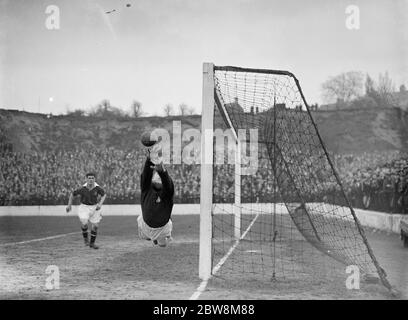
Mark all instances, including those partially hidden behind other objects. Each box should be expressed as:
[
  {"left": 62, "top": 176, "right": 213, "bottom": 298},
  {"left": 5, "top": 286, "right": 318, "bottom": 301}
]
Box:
[
  {"left": 66, "top": 173, "right": 106, "bottom": 249},
  {"left": 138, "top": 149, "right": 174, "bottom": 247}
]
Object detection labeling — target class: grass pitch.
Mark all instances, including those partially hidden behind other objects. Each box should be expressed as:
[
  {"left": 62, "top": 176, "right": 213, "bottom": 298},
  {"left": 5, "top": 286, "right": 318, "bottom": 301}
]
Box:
[{"left": 0, "top": 215, "right": 406, "bottom": 299}]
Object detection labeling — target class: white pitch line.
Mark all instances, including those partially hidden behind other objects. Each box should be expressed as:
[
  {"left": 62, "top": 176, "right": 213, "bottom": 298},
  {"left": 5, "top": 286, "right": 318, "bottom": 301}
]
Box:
[
  {"left": 0, "top": 232, "right": 79, "bottom": 247},
  {"left": 189, "top": 213, "right": 260, "bottom": 300}
]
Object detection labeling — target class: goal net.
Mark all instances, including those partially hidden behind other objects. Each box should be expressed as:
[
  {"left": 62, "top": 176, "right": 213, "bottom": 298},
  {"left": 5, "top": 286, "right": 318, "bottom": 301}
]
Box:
[{"left": 199, "top": 63, "right": 391, "bottom": 291}]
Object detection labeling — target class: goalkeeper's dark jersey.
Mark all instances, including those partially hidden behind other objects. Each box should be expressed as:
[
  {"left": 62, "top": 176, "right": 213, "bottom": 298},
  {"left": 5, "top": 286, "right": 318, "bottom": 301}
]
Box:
[
  {"left": 73, "top": 184, "right": 105, "bottom": 205},
  {"left": 140, "top": 158, "right": 174, "bottom": 228}
]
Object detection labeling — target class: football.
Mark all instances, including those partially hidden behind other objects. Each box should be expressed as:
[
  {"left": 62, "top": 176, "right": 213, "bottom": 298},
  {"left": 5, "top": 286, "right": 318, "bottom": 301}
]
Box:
[{"left": 141, "top": 131, "right": 158, "bottom": 147}]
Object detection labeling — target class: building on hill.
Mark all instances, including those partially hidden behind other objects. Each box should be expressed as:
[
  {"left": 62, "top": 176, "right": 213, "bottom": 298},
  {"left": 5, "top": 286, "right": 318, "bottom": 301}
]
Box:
[
  {"left": 249, "top": 106, "right": 260, "bottom": 114},
  {"left": 225, "top": 97, "right": 245, "bottom": 114},
  {"left": 318, "top": 98, "right": 349, "bottom": 111},
  {"left": 391, "top": 85, "right": 408, "bottom": 110}
]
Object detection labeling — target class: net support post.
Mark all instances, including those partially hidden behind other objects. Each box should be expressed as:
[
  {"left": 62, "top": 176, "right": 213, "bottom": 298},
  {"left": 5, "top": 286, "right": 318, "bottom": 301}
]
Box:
[
  {"left": 234, "top": 139, "right": 241, "bottom": 239},
  {"left": 199, "top": 62, "right": 214, "bottom": 280}
]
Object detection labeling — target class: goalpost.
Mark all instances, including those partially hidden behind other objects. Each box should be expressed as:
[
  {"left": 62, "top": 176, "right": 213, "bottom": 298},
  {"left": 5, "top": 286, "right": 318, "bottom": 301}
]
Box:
[
  {"left": 199, "top": 63, "right": 243, "bottom": 280},
  {"left": 199, "top": 63, "right": 214, "bottom": 280},
  {"left": 199, "top": 62, "right": 392, "bottom": 291}
]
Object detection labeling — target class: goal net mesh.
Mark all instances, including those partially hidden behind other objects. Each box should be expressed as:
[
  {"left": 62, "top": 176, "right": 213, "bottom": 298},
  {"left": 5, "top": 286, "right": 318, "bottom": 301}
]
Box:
[{"left": 210, "top": 66, "right": 390, "bottom": 289}]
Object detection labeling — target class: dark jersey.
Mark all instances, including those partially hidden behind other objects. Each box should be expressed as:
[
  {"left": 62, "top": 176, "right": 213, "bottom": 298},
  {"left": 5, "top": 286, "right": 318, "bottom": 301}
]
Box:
[
  {"left": 140, "top": 158, "right": 174, "bottom": 228},
  {"left": 73, "top": 184, "right": 105, "bottom": 205}
]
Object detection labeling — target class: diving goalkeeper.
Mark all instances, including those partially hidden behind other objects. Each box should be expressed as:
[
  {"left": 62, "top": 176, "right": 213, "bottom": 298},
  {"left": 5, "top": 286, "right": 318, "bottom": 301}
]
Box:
[{"left": 138, "top": 149, "right": 175, "bottom": 247}]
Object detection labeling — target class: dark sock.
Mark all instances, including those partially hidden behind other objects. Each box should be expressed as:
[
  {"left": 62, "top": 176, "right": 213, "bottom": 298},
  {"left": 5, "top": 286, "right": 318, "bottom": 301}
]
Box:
[
  {"left": 81, "top": 225, "right": 88, "bottom": 241},
  {"left": 90, "top": 230, "right": 97, "bottom": 245}
]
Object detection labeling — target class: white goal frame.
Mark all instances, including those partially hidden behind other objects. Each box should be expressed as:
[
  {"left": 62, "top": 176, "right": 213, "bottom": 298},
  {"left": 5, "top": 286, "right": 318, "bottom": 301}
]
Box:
[
  {"left": 199, "top": 62, "right": 242, "bottom": 280},
  {"left": 197, "top": 63, "right": 393, "bottom": 292}
]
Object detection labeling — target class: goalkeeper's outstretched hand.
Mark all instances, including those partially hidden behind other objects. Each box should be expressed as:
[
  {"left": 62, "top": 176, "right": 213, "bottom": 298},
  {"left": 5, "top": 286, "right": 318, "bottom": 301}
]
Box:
[
  {"left": 145, "top": 147, "right": 151, "bottom": 159},
  {"left": 150, "top": 162, "right": 165, "bottom": 173}
]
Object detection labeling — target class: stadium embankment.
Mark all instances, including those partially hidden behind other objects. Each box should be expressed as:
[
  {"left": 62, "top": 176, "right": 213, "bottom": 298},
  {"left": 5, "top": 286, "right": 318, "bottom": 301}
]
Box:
[{"left": 0, "top": 204, "right": 404, "bottom": 234}]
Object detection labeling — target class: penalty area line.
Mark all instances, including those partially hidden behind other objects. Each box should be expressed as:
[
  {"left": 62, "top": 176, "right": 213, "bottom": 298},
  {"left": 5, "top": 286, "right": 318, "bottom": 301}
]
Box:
[
  {"left": 189, "top": 213, "right": 260, "bottom": 300},
  {"left": 0, "top": 232, "right": 79, "bottom": 247}
]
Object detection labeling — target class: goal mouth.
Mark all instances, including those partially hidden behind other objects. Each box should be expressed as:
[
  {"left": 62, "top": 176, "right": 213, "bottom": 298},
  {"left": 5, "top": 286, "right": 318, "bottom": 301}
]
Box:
[{"left": 199, "top": 63, "right": 392, "bottom": 292}]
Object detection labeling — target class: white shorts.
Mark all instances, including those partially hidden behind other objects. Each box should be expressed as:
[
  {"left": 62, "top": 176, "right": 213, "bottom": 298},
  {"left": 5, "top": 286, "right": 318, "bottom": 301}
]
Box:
[
  {"left": 78, "top": 204, "right": 102, "bottom": 225},
  {"left": 137, "top": 215, "right": 172, "bottom": 247}
]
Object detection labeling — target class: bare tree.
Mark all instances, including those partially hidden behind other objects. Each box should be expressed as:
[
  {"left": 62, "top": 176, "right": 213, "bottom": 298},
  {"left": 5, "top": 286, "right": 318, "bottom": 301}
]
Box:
[
  {"left": 377, "top": 72, "right": 396, "bottom": 106},
  {"left": 187, "top": 107, "right": 196, "bottom": 115},
  {"left": 163, "top": 103, "right": 174, "bottom": 116},
  {"left": 321, "top": 71, "right": 364, "bottom": 104},
  {"left": 365, "top": 72, "right": 396, "bottom": 107},
  {"left": 178, "top": 103, "right": 189, "bottom": 116},
  {"left": 88, "top": 99, "right": 110, "bottom": 117},
  {"left": 89, "top": 100, "right": 125, "bottom": 118},
  {"left": 130, "top": 100, "right": 143, "bottom": 118},
  {"left": 365, "top": 74, "right": 376, "bottom": 96},
  {"left": 101, "top": 99, "right": 110, "bottom": 115}
]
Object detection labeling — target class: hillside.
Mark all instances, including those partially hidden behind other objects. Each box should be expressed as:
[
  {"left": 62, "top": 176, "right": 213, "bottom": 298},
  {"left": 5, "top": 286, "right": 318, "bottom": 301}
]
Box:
[
  {"left": 313, "top": 107, "right": 408, "bottom": 154},
  {"left": 0, "top": 107, "right": 407, "bottom": 154}
]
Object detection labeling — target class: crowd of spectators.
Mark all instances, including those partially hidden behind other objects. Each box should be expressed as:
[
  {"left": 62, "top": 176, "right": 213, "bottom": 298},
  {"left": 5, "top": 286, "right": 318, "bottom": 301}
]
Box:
[
  {"left": 0, "top": 147, "right": 407, "bottom": 214},
  {"left": 334, "top": 152, "right": 408, "bottom": 213},
  {"left": 0, "top": 147, "right": 202, "bottom": 205}
]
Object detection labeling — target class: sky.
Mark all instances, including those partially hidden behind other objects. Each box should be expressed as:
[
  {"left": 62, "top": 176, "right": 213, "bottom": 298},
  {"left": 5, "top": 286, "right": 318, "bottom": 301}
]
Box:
[{"left": 0, "top": 0, "right": 407, "bottom": 116}]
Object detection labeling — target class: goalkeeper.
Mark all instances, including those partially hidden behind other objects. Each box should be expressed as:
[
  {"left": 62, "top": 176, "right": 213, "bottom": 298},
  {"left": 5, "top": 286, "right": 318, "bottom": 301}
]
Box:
[{"left": 138, "top": 149, "right": 175, "bottom": 247}]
